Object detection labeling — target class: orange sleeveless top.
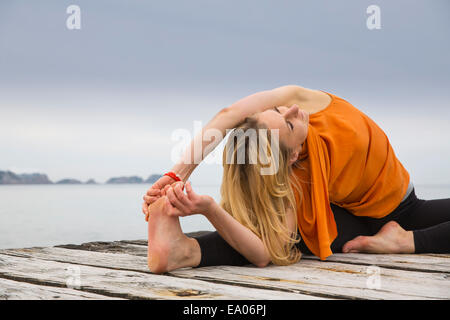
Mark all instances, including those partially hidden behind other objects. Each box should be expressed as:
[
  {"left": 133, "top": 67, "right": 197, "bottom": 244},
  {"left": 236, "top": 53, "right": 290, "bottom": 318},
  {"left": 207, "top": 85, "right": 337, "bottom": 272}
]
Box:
[{"left": 292, "top": 92, "right": 410, "bottom": 260}]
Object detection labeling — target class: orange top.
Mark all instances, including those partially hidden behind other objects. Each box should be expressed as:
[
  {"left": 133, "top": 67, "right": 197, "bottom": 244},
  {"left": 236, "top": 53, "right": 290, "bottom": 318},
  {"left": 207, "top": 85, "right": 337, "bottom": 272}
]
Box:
[{"left": 292, "top": 92, "right": 410, "bottom": 260}]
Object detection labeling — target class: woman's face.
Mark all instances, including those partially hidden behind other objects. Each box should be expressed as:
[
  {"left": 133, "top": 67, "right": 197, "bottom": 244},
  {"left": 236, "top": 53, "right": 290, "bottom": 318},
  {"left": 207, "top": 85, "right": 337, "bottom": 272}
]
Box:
[{"left": 257, "top": 104, "right": 309, "bottom": 164}]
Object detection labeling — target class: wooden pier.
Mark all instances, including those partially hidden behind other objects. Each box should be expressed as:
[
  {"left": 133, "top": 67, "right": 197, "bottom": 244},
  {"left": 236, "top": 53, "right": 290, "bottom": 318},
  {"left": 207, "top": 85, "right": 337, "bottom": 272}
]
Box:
[{"left": 0, "top": 231, "right": 449, "bottom": 300}]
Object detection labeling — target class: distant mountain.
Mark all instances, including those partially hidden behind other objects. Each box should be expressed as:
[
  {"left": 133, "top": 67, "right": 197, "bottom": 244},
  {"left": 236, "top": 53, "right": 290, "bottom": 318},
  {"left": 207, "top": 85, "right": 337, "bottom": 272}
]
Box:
[
  {"left": 0, "top": 171, "right": 52, "bottom": 184},
  {"left": 145, "top": 174, "right": 163, "bottom": 184},
  {"left": 0, "top": 170, "right": 162, "bottom": 185},
  {"left": 106, "top": 174, "right": 163, "bottom": 184},
  {"left": 106, "top": 176, "right": 144, "bottom": 184},
  {"left": 0, "top": 171, "right": 22, "bottom": 184},
  {"left": 56, "top": 179, "right": 82, "bottom": 184}
]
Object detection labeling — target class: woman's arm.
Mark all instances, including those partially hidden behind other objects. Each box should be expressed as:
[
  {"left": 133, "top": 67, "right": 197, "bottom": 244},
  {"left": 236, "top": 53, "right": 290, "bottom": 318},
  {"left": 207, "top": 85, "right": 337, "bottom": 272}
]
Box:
[
  {"left": 171, "top": 85, "right": 306, "bottom": 181},
  {"left": 205, "top": 200, "right": 271, "bottom": 267},
  {"left": 143, "top": 85, "right": 308, "bottom": 216},
  {"left": 167, "top": 181, "right": 271, "bottom": 267}
]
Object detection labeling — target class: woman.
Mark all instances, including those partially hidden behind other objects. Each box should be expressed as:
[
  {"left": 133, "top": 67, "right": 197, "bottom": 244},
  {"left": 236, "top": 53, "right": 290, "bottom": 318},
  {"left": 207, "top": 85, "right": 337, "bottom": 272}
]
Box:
[{"left": 142, "top": 85, "right": 450, "bottom": 274}]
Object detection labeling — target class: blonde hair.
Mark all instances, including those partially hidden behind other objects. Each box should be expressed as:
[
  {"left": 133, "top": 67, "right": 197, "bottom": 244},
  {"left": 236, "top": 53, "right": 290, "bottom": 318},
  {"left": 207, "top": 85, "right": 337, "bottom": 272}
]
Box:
[{"left": 219, "top": 115, "right": 304, "bottom": 265}]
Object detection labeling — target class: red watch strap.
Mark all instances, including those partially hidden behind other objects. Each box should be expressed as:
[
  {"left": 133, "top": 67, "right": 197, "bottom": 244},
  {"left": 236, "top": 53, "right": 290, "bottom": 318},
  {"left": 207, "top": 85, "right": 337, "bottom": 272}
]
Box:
[{"left": 164, "top": 171, "right": 182, "bottom": 182}]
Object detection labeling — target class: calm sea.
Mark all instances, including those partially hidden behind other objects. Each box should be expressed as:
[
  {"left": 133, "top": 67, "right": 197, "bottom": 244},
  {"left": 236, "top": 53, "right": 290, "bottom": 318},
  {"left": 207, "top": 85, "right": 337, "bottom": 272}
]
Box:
[
  {"left": 0, "top": 184, "right": 449, "bottom": 249},
  {"left": 0, "top": 184, "right": 220, "bottom": 249}
]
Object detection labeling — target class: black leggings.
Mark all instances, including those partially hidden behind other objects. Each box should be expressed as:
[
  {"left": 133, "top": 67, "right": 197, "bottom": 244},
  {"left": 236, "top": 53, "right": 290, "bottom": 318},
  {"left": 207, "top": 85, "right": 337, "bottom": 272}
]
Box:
[{"left": 192, "top": 188, "right": 450, "bottom": 267}]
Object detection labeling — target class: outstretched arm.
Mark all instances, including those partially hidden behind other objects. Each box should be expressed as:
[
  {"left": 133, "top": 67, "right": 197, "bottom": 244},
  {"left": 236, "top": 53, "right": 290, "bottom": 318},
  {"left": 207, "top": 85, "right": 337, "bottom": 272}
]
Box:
[
  {"left": 166, "top": 181, "right": 271, "bottom": 267},
  {"left": 171, "top": 85, "right": 306, "bottom": 181},
  {"left": 143, "top": 85, "right": 307, "bottom": 216}
]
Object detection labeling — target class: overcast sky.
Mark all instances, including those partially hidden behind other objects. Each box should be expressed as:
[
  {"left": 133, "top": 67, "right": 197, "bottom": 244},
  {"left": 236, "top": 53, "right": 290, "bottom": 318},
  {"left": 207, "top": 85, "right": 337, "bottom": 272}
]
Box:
[{"left": 0, "top": 0, "right": 449, "bottom": 186}]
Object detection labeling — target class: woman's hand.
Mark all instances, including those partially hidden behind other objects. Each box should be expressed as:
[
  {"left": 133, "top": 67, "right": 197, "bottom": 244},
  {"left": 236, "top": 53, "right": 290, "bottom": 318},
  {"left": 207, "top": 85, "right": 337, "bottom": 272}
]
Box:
[{"left": 165, "top": 181, "right": 214, "bottom": 217}]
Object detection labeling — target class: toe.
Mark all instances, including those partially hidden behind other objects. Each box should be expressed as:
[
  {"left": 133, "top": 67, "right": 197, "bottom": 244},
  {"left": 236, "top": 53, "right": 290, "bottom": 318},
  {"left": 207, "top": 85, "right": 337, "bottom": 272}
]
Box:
[
  {"left": 343, "top": 236, "right": 368, "bottom": 253},
  {"left": 342, "top": 241, "right": 355, "bottom": 253}
]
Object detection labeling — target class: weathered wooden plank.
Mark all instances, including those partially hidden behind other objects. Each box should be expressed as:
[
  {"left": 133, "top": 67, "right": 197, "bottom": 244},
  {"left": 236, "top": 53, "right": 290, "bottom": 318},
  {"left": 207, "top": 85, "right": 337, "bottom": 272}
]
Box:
[
  {"left": 55, "top": 242, "right": 147, "bottom": 257},
  {"left": 421, "top": 253, "right": 450, "bottom": 258},
  {"left": 3, "top": 247, "right": 448, "bottom": 300},
  {"left": 170, "top": 260, "right": 450, "bottom": 300},
  {"left": 54, "top": 239, "right": 450, "bottom": 274},
  {"left": 1, "top": 247, "right": 150, "bottom": 273},
  {"left": 303, "top": 253, "right": 450, "bottom": 273},
  {"left": 0, "top": 278, "right": 123, "bottom": 300},
  {"left": 0, "top": 254, "right": 322, "bottom": 300},
  {"left": 119, "top": 240, "right": 148, "bottom": 246}
]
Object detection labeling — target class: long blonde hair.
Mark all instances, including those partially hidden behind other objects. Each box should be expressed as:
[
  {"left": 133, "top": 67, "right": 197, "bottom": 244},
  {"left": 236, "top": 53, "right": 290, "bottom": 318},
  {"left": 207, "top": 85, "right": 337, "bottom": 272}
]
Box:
[{"left": 219, "top": 115, "right": 304, "bottom": 265}]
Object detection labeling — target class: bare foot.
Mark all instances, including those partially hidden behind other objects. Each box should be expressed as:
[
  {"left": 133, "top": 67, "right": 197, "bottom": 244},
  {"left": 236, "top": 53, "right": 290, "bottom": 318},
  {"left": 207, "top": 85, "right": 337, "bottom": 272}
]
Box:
[
  {"left": 147, "top": 196, "right": 200, "bottom": 274},
  {"left": 342, "top": 221, "right": 415, "bottom": 254}
]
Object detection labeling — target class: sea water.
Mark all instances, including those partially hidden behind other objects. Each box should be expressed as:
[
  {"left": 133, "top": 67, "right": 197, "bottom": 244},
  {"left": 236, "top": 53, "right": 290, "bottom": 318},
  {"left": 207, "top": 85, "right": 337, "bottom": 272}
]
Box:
[
  {"left": 0, "top": 184, "right": 220, "bottom": 249},
  {"left": 0, "top": 184, "right": 449, "bottom": 249}
]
